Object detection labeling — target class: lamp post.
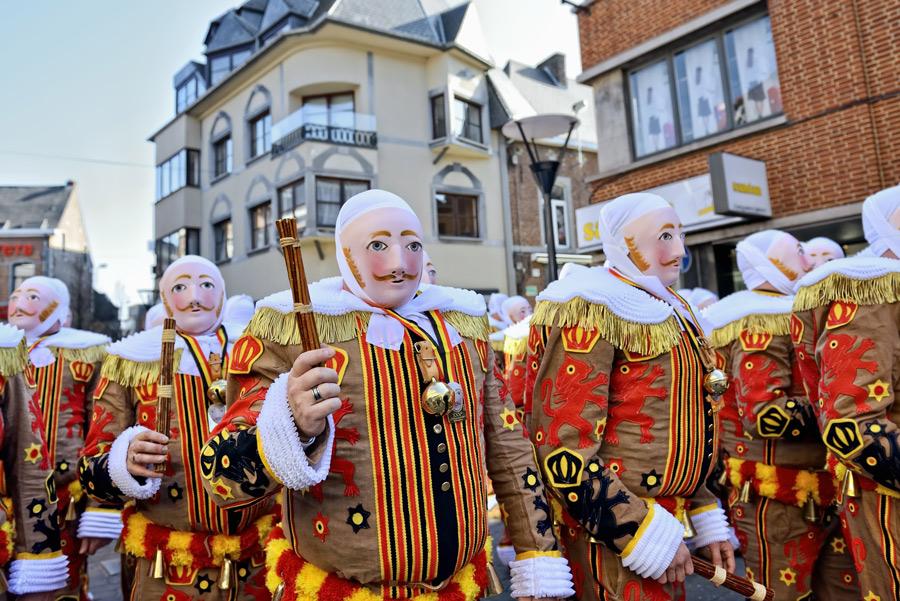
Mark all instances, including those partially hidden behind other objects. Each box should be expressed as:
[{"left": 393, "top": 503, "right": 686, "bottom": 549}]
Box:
[{"left": 502, "top": 113, "right": 579, "bottom": 283}]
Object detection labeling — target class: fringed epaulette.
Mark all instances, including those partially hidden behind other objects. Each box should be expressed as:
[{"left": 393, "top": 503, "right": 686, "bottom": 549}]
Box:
[
  {"left": 704, "top": 290, "right": 794, "bottom": 349},
  {"left": 794, "top": 257, "right": 900, "bottom": 312},
  {"left": 532, "top": 297, "right": 682, "bottom": 357},
  {"left": 444, "top": 311, "right": 489, "bottom": 342},
  {"left": 49, "top": 344, "right": 108, "bottom": 364},
  {"left": 100, "top": 349, "right": 184, "bottom": 388},
  {"left": 0, "top": 339, "right": 28, "bottom": 377},
  {"left": 246, "top": 307, "right": 373, "bottom": 346},
  {"left": 709, "top": 314, "right": 791, "bottom": 349},
  {"left": 503, "top": 336, "right": 527, "bottom": 357}
]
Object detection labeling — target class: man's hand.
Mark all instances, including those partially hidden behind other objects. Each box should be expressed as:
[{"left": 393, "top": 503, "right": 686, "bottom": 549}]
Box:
[
  {"left": 79, "top": 536, "right": 113, "bottom": 555},
  {"left": 699, "top": 540, "right": 736, "bottom": 573},
  {"left": 657, "top": 542, "right": 694, "bottom": 584},
  {"left": 287, "top": 346, "right": 342, "bottom": 440},
  {"left": 126, "top": 430, "right": 168, "bottom": 478}
]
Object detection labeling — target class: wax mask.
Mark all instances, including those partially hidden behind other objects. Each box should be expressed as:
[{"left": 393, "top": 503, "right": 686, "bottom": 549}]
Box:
[
  {"left": 504, "top": 297, "right": 532, "bottom": 324},
  {"left": 160, "top": 262, "right": 224, "bottom": 335},
  {"left": 767, "top": 233, "right": 811, "bottom": 282},
  {"left": 340, "top": 207, "right": 424, "bottom": 309},
  {"left": 424, "top": 260, "right": 437, "bottom": 285},
  {"left": 621, "top": 207, "right": 685, "bottom": 287},
  {"left": 8, "top": 283, "right": 56, "bottom": 334}
]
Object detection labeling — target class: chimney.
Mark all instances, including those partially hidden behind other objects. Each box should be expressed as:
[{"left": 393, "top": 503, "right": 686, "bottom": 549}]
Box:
[{"left": 537, "top": 53, "right": 566, "bottom": 87}]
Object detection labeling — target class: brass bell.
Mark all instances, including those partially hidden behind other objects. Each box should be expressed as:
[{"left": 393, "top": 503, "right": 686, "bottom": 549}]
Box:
[
  {"left": 486, "top": 561, "right": 504, "bottom": 596},
  {"left": 717, "top": 467, "right": 730, "bottom": 487},
  {"left": 114, "top": 537, "right": 124, "bottom": 554},
  {"left": 65, "top": 499, "right": 78, "bottom": 522},
  {"left": 152, "top": 548, "right": 165, "bottom": 580},
  {"left": 217, "top": 558, "right": 233, "bottom": 590},
  {"left": 421, "top": 378, "right": 454, "bottom": 416},
  {"left": 739, "top": 480, "right": 752, "bottom": 504},
  {"left": 207, "top": 379, "right": 228, "bottom": 405},
  {"left": 803, "top": 497, "right": 819, "bottom": 523},
  {"left": 704, "top": 368, "right": 729, "bottom": 397},
  {"left": 273, "top": 582, "right": 285, "bottom": 601},
  {"left": 681, "top": 511, "right": 697, "bottom": 539},
  {"left": 842, "top": 469, "right": 859, "bottom": 499}
]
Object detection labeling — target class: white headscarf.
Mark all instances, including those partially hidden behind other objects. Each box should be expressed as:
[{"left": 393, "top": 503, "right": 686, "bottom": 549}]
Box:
[
  {"left": 862, "top": 184, "right": 900, "bottom": 258},
  {"left": 803, "top": 237, "right": 845, "bottom": 261},
  {"left": 598, "top": 193, "right": 691, "bottom": 318},
  {"left": 501, "top": 295, "right": 532, "bottom": 323},
  {"left": 335, "top": 189, "right": 424, "bottom": 305},
  {"left": 143, "top": 303, "right": 166, "bottom": 330},
  {"left": 159, "top": 255, "right": 227, "bottom": 335},
  {"left": 223, "top": 294, "right": 254, "bottom": 326},
  {"left": 16, "top": 276, "right": 70, "bottom": 341},
  {"left": 736, "top": 230, "right": 796, "bottom": 295},
  {"left": 558, "top": 262, "right": 588, "bottom": 280}
]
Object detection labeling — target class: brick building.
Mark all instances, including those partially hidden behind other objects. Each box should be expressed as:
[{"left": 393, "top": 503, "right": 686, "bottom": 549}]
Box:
[{"left": 575, "top": 0, "right": 899, "bottom": 294}]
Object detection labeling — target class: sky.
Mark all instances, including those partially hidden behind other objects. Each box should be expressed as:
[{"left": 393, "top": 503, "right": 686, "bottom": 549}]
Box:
[{"left": 0, "top": 0, "right": 581, "bottom": 308}]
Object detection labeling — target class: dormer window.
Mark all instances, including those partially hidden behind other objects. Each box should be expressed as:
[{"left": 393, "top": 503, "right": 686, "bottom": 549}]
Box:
[
  {"left": 176, "top": 77, "right": 204, "bottom": 114},
  {"left": 209, "top": 48, "right": 253, "bottom": 86}
]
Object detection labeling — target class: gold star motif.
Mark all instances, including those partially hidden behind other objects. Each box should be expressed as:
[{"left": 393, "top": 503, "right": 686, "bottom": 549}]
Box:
[
  {"left": 594, "top": 418, "right": 606, "bottom": 441},
  {"left": 868, "top": 380, "right": 890, "bottom": 403},
  {"left": 863, "top": 592, "right": 881, "bottom": 601},
  {"left": 209, "top": 477, "right": 234, "bottom": 500},
  {"left": 499, "top": 407, "right": 519, "bottom": 431},
  {"left": 830, "top": 537, "right": 846, "bottom": 554},
  {"left": 779, "top": 567, "right": 797, "bottom": 587},
  {"left": 24, "top": 443, "right": 42, "bottom": 464}
]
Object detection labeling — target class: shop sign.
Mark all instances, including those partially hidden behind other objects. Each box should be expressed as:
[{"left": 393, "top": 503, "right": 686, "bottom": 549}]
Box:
[
  {"left": 0, "top": 243, "right": 35, "bottom": 257},
  {"left": 709, "top": 152, "right": 772, "bottom": 217}
]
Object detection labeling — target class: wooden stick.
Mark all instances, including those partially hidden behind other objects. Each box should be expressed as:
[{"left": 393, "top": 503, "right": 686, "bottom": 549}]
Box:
[
  {"left": 692, "top": 556, "right": 773, "bottom": 601},
  {"left": 275, "top": 218, "right": 320, "bottom": 350},
  {"left": 154, "top": 317, "right": 177, "bottom": 474}
]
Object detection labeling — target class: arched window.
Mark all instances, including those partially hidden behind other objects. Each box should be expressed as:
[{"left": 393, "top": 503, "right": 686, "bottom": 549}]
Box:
[
  {"left": 245, "top": 86, "right": 272, "bottom": 161},
  {"left": 210, "top": 112, "right": 233, "bottom": 180}
]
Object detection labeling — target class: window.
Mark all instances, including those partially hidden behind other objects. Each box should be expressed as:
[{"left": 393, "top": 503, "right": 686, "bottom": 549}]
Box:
[
  {"left": 453, "top": 97, "right": 483, "bottom": 144},
  {"left": 303, "top": 93, "right": 355, "bottom": 128},
  {"left": 249, "top": 202, "right": 272, "bottom": 250},
  {"left": 176, "top": 77, "right": 204, "bottom": 114},
  {"left": 155, "top": 228, "right": 199, "bottom": 277},
  {"left": 315, "top": 177, "right": 369, "bottom": 228},
  {"left": 431, "top": 94, "right": 446, "bottom": 139},
  {"left": 278, "top": 179, "right": 307, "bottom": 228},
  {"left": 213, "top": 219, "right": 233, "bottom": 263},
  {"left": 435, "top": 192, "right": 479, "bottom": 238},
  {"left": 210, "top": 55, "right": 231, "bottom": 86},
  {"left": 213, "top": 135, "right": 233, "bottom": 179},
  {"left": 541, "top": 183, "right": 571, "bottom": 249},
  {"left": 627, "top": 14, "right": 781, "bottom": 158},
  {"left": 11, "top": 262, "right": 36, "bottom": 293},
  {"left": 249, "top": 111, "right": 272, "bottom": 158},
  {"left": 155, "top": 149, "right": 200, "bottom": 201}
]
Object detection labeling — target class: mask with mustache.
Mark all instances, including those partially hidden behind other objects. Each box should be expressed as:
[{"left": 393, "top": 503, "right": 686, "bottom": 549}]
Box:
[
  {"left": 8, "top": 276, "right": 69, "bottom": 340},
  {"left": 160, "top": 255, "right": 226, "bottom": 336}
]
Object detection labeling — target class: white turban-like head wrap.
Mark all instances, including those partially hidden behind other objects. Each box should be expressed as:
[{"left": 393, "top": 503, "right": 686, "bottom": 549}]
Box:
[
  {"left": 803, "top": 237, "right": 844, "bottom": 261},
  {"left": 736, "top": 230, "right": 797, "bottom": 295},
  {"left": 15, "top": 276, "right": 70, "bottom": 340},
  {"left": 862, "top": 184, "right": 900, "bottom": 259}
]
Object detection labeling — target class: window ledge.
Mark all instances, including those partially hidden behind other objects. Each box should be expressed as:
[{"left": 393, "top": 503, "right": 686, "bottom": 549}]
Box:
[
  {"left": 214, "top": 258, "right": 232, "bottom": 266},
  {"left": 587, "top": 114, "right": 788, "bottom": 182},
  {"left": 245, "top": 152, "right": 271, "bottom": 167},
  {"left": 247, "top": 246, "right": 271, "bottom": 256},
  {"left": 437, "top": 235, "right": 483, "bottom": 244},
  {"left": 210, "top": 172, "right": 231, "bottom": 186}
]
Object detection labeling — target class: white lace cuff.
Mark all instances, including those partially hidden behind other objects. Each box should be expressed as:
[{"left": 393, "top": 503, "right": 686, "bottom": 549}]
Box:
[
  {"left": 77, "top": 508, "right": 123, "bottom": 539},
  {"left": 686, "top": 505, "right": 730, "bottom": 550},
  {"left": 620, "top": 504, "right": 684, "bottom": 580},
  {"left": 8, "top": 554, "right": 69, "bottom": 594},
  {"left": 509, "top": 554, "right": 575, "bottom": 598},
  {"left": 108, "top": 426, "right": 162, "bottom": 500},
  {"left": 257, "top": 373, "right": 335, "bottom": 491}
]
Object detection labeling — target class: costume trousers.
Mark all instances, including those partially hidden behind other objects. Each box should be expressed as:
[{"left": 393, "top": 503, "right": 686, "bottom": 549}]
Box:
[{"left": 841, "top": 490, "right": 900, "bottom": 601}]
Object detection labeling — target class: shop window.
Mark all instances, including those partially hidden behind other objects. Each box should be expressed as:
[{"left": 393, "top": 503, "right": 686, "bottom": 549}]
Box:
[
  {"left": 435, "top": 192, "right": 479, "bottom": 238},
  {"left": 249, "top": 202, "right": 272, "bottom": 250},
  {"left": 315, "top": 177, "right": 369, "bottom": 228},
  {"left": 213, "top": 218, "right": 233, "bottom": 263}
]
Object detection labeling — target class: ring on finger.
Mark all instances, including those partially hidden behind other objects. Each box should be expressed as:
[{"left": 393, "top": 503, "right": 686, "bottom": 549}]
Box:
[{"left": 312, "top": 385, "right": 323, "bottom": 402}]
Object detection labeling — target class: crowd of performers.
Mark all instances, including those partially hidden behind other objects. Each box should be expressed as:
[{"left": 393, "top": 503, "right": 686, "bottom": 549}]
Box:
[{"left": 1, "top": 183, "right": 898, "bottom": 601}]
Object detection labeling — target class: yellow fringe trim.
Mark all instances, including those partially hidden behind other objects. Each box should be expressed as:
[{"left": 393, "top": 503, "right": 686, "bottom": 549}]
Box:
[
  {"left": 709, "top": 313, "right": 791, "bottom": 349},
  {"left": 100, "top": 349, "right": 184, "bottom": 388},
  {"left": 51, "top": 344, "right": 107, "bottom": 364},
  {"left": 490, "top": 338, "right": 504, "bottom": 352},
  {"left": 794, "top": 271, "right": 900, "bottom": 311},
  {"left": 0, "top": 340, "right": 28, "bottom": 377},
  {"left": 532, "top": 298, "right": 682, "bottom": 356},
  {"left": 503, "top": 335, "right": 527, "bottom": 357},
  {"left": 443, "top": 312, "right": 489, "bottom": 342}
]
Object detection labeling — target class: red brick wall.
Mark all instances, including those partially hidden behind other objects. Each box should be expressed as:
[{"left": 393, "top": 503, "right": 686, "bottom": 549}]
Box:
[{"left": 581, "top": 0, "right": 900, "bottom": 216}]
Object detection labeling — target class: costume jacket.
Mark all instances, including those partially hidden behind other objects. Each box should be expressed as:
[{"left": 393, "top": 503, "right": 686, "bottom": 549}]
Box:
[
  {"left": 0, "top": 323, "right": 67, "bottom": 594},
  {"left": 527, "top": 267, "right": 730, "bottom": 591},
  {"left": 199, "top": 278, "right": 563, "bottom": 601},
  {"left": 501, "top": 316, "right": 531, "bottom": 426}
]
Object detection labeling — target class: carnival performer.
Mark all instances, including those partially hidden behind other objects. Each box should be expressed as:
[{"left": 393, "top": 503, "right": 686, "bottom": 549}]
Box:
[
  {"left": 0, "top": 322, "right": 68, "bottom": 599},
  {"left": 7, "top": 276, "right": 110, "bottom": 600},
  {"left": 144, "top": 303, "right": 166, "bottom": 331},
  {"left": 803, "top": 237, "right": 845, "bottom": 269},
  {"left": 78, "top": 255, "right": 273, "bottom": 601},
  {"left": 423, "top": 251, "right": 438, "bottom": 285},
  {"left": 502, "top": 295, "right": 532, "bottom": 326},
  {"left": 705, "top": 230, "right": 857, "bottom": 598},
  {"left": 199, "top": 189, "right": 574, "bottom": 601},
  {"left": 528, "top": 193, "right": 734, "bottom": 600},
  {"left": 488, "top": 293, "right": 510, "bottom": 332},
  {"left": 792, "top": 184, "right": 900, "bottom": 601}
]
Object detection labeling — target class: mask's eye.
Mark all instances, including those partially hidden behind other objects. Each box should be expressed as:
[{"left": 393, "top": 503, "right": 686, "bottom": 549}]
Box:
[
  {"left": 172, "top": 283, "right": 187, "bottom": 294},
  {"left": 659, "top": 232, "right": 672, "bottom": 241},
  {"left": 407, "top": 241, "right": 422, "bottom": 252},
  {"left": 368, "top": 240, "right": 388, "bottom": 251},
  {"left": 200, "top": 281, "right": 215, "bottom": 290},
  {"left": 28, "top": 294, "right": 39, "bottom": 301}
]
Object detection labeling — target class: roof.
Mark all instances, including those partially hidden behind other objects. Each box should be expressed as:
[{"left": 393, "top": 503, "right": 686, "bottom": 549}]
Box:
[
  {"left": 204, "top": 8, "right": 260, "bottom": 52},
  {"left": 0, "top": 185, "right": 73, "bottom": 230}
]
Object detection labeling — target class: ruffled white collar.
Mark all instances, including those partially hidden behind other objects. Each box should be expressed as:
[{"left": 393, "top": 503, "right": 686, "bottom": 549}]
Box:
[
  {"left": 702, "top": 290, "right": 793, "bottom": 331},
  {"left": 794, "top": 256, "right": 900, "bottom": 290},
  {"left": 0, "top": 323, "right": 24, "bottom": 349},
  {"left": 27, "top": 327, "right": 111, "bottom": 368}
]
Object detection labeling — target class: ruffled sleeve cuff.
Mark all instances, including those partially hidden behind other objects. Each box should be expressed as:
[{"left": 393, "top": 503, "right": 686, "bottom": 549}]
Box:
[
  {"left": 107, "top": 426, "right": 162, "bottom": 500},
  {"left": 257, "top": 373, "right": 335, "bottom": 491},
  {"left": 620, "top": 504, "right": 684, "bottom": 580},
  {"left": 8, "top": 554, "right": 69, "bottom": 594},
  {"left": 508, "top": 552, "right": 575, "bottom": 598},
  {"left": 686, "top": 504, "right": 730, "bottom": 550},
  {"left": 77, "top": 508, "right": 123, "bottom": 540}
]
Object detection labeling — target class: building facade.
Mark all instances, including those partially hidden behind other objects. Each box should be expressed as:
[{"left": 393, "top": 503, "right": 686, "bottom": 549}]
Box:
[
  {"left": 576, "top": 0, "right": 899, "bottom": 294},
  {"left": 150, "top": 0, "right": 520, "bottom": 300}
]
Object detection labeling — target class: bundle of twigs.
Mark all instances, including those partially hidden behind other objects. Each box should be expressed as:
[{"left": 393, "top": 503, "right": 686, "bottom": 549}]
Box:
[
  {"left": 692, "top": 557, "right": 773, "bottom": 600},
  {"left": 154, "top": 317, "right": 177, "bottom": 474},
  {"left": 275, "top": 218, "right": 320, "bottom": 350}
]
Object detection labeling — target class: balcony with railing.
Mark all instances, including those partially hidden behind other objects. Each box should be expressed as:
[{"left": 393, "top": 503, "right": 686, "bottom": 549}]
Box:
[{"left": 271, "top": 107, "right": 377, "bottom": 156}]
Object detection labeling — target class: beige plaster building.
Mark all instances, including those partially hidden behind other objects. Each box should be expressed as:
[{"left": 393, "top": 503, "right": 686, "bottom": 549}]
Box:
[{"left": 150, "top": 0, "right": 515, "bottom": 299}]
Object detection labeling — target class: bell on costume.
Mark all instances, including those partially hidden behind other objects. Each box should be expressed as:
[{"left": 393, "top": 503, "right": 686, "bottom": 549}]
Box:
[
  {"left": 421, "top": 378, "right": 455, "bottom": 416},
  {"left": 739, "top": 480, "right": 752, "bottom": 504},
  {"left": 803, "top": 497, "right": 819, "bottom": 523},
  {"left": 717, "top": 468, "right": 730, "bottom": 487},
  {"left": 273, "top": 582, "right": 285, "bottom": 601},
  {"left": 217, "top": 558, "right": 233, "bottom": 590},
  {"left": 152, "top": 549, "right": 165, "bottom": 579},
  {"left": 681, "top": 511, "right": 697, "bottom": 539},
  {"left": 65, "top": 499, "right": 78, "bottom": 522},
  {"left": 207, "top": 379, "right": 227, "bottom": 405},
  {"left": 486, "top": 561, "right": 504, "bottom": 596},
  {"left": 841, "top": 469, "right": 859, "bottom": 499},
  {"left": 703, "top": 368, "right": 729, "bottom": 397}
]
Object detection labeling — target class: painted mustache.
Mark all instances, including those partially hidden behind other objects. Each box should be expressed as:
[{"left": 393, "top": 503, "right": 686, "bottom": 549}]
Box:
[
  {"left": 373, "top": 272, "right": 419, "bottom": 282},
  {"left": 175, "top": 300, "right": 217, "bottom": 312},
  {"left": 662, "top": 259, "right": 681, "bottom": 267},
  {"left": 11, "top": 308, "right": 36, "bottom": 317}
]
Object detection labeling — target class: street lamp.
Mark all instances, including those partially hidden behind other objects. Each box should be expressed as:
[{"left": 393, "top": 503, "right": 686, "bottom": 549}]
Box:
[{"left": 502, "top": 113, "right": 579, "bottom": 283}]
